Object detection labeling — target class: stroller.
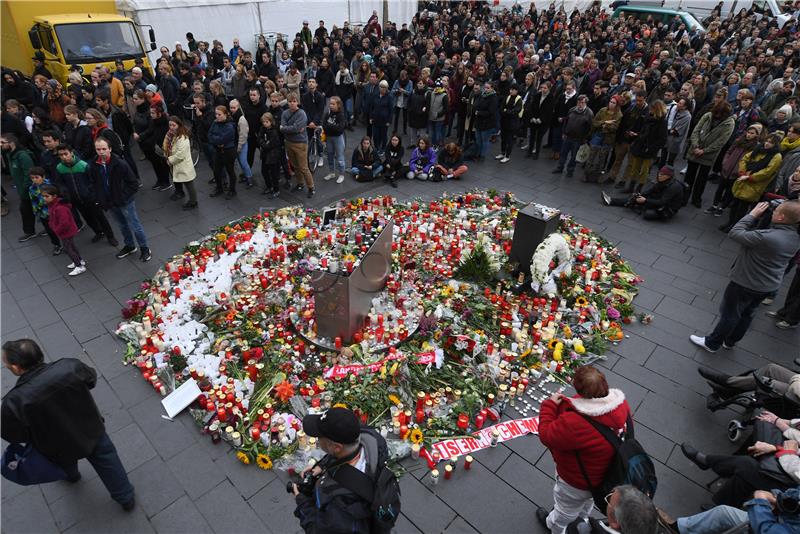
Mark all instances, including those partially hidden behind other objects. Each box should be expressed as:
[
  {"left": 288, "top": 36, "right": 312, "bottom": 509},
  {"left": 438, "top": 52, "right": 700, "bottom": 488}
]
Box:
[{"left": 703, "top": 370, "right": 800, "bottom": 443}]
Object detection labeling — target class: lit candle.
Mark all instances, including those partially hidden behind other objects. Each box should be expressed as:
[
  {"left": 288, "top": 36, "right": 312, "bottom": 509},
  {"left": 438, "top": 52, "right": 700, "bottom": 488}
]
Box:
[
  {"left": 430, "top": 469, "right": 440, "bottom": 485},
  {"left": 411, "top": 444, "right": 420, "bottom": 460},
  {"left": 444, "top": 465, "right": 453, "bottom": 480},
  {"left": 464, "top": 455, "right": 474, "bottom": 470}
]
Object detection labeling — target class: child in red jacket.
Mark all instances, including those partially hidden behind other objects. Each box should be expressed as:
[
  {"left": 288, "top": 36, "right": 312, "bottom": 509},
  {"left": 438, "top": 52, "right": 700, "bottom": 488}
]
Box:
[{"left": 41, "top": 185, "right": 85, "bottom": 276}]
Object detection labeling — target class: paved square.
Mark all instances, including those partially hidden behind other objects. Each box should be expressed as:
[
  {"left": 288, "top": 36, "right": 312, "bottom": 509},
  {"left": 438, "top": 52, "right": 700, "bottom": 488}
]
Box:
[{"left": 2, "top": 132, "right": 798, "bottom": 533}]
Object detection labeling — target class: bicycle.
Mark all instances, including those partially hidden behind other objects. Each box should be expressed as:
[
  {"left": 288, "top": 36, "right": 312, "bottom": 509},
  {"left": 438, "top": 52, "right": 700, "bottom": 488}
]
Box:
[
  {"left": 307, "top": 126, "right": 324, "bottom": 173},
  {"left": 182, "top": 104, "right": 202, "bottom": 167}
]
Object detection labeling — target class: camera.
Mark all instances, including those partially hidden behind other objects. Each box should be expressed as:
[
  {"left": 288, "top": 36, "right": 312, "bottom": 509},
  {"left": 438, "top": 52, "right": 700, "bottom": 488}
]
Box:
[
  {"left": 777, "top": 492, "right": 800, "bottom": 514},
  {"left": 286, "top": 470, "right": 318, "bottom": 496}
]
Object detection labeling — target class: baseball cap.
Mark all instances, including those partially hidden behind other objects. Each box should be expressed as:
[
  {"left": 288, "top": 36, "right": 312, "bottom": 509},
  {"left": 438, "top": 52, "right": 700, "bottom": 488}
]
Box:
[
  {"left": 145, "top": 84, "right": 158, "bottom": 93},
  {"left": 302, "top": 407, "right": 360, "bottom": 444}
]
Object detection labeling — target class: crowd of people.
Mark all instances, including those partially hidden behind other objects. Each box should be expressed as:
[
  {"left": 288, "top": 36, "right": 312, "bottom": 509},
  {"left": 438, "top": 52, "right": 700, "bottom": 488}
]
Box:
[{"left": 2, "top": 0, "right": 800, "bottom": 531}]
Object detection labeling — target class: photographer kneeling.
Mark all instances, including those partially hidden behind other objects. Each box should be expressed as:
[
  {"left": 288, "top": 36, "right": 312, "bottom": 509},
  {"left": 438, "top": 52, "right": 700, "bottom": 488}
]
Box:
[
  {"left": 601, "top": 166, "right": 684, "bottom": 221},
  {"left": 292, "top": 407, "right": 400, "bottom": 534}
]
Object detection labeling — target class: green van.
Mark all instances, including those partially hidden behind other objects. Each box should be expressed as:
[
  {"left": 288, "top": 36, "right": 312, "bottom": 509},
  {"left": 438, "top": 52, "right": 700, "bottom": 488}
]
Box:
[{"left": 611, "top": 5, "right": 706, "bottom": 33}]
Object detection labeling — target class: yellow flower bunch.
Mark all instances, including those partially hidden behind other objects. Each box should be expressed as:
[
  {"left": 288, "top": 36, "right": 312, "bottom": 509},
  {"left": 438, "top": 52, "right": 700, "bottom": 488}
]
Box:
[
  {"left": 256, "top": 454, "right": 273, "bottom": 470},
  {"left": 410, "top": 428, "right": 424, "bottom": 444},
  {"left": 440, "top": 286, "right": 454, "bottom": 297},
  {"left": 216, "top": 232, "right": 227, "bottom": 242},
  {"left": 573, "top": 340, "right": 586, "bottom": 354},
  {"left": 388, "top": 394, "right": 402, "bottom": 406},
  {"left": 553, "top": 342, "right": 564, "bottom": 361},
  {"left": 236, "top": 451, "right": 251, "bottom": 465},
  {"left": 333, "top": 402, "right": 348, "bottom": 409},
  {"left": 562, "top": 325, "right": 572, "bottom": 338}
]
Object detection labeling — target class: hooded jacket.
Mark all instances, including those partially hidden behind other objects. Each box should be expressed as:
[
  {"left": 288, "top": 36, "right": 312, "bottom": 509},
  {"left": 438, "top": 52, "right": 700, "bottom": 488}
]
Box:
[
  {"left": 55, "top": 154, "right": 94, "bottom": 203},
  {"left": 47, "top": 198, "right": 79, "bottom": 239},
  {"left": 688, "top": 112, "right": 736, "bottom": 167},
  {"left": 409, "top": 146, "right": 437, "bottom": 173},
  {"left": 539, "top": 389, "right": 631, "bottom": 490}
]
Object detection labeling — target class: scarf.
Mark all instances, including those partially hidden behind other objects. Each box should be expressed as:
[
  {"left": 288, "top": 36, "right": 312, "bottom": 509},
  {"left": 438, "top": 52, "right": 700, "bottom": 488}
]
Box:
[
  {"left": 164, "top": 131, "right": 176, "bottom": 157},
  {"left": 744, "top": 142, "right": 779, "bottom": 175},
  {"left": 781, "top": 136, "right": 800, "bottom": 153}
]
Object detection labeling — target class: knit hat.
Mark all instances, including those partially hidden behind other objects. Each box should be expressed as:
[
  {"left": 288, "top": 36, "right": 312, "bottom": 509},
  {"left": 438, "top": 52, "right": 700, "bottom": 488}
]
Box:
[
  {"left": 379, "top": 80, "right": 389, "bottom": 88},
  {"left": 747, "top": 123, "right": 764, "bottom": 135},
  {"left": 776, "top": 104, "right": 793, "bottom": 117},
  {"left": 145, "top": 84, "right": 158, "bottom": 93},
  {"left": 658, "top": 165, "right": 674, "bottom": 177}
]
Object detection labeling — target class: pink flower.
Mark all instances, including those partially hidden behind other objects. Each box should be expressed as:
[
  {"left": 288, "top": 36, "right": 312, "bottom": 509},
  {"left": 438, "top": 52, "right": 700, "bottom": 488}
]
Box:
[{"left": 606, "top": 306, "right": 621, "bottom": 320}]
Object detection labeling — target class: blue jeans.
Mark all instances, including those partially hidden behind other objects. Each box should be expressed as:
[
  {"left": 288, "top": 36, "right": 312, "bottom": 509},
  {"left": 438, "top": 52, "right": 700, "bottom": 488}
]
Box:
[
  {"left": 237, "top": 141, "right": 253, "bottom": 179},
  {"left": 429, "top": 121, "right": 445, "bottom": 146},
  {"left": 326, "top": 134, "right": 346, "bottom": 174},
  {"left": 59, "top": 432, "right": 135, "bottom": 506},
  {"left": 559, "top": 138, "right": 581, "bottom": 173},
  {"left": 350, "top": 165, "right": 383, "bottom": 179},
  {"left": 705, "top": 281, "right": 769, "bottom": 350},
  {"left": 109, "top": 200, "right": 147, "bottom": 249},
  {"left": 676, "top": 505, "right": 746, "bottom": 534},
  {"left": 475, "top": 128, "right": 492, "bottom": 158},
  {"left": 344, "top": 98, "right": 353, "bottom": 124}
]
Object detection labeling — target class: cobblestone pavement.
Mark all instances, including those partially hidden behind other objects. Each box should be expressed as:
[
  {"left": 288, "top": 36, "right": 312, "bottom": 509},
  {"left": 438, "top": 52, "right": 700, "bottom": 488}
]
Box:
[{"left": 2, "top": 131, "right": 798, "bottom": 533}]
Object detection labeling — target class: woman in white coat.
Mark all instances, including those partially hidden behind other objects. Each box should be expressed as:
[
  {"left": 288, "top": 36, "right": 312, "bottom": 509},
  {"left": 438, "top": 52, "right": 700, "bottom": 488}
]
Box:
[{"left": 163, "top": 116, "right": 198, "bottom": 210}]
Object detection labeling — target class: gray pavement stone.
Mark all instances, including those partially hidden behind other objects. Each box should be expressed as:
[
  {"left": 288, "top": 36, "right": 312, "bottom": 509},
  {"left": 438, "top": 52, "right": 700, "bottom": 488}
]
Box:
[
  {"left": 110, "top": 423, "right": 158, "bottom": 473},
  {"left": 213, "top": 449, "right": 275, "bottom": 499},
  {"left": 127, "top": 457, "right": 186, "bottom": 518},
  {"left": 194, "top": 480, "right": 266, "bottom": 533},
  {"left": 150, "top": 495, "right": 214, "bottom": 534},
  {"left": 443, "top": 517, "right": 481, "bottom": 533},
  {"left": 166, "top": 443, "right": 227, "bottom": 500},
  {"left": 39, "top": 278, "right": 84, "bottom": 312},
  {"left": 495, "top": 452, "right": 555, "bottom": 509},
  {"left": 16, "top": 292, "right": 62, "bottom": 329},
  {"left": 397, "top": 474, "right": 457, "bottom": 534},
  {"left": 0, "top": 487, "right": 58, "bottom": 534},
  {"left": 1, "top": 293, "right": 29, "bottom": 335},
  {"left": 248, "top": 478, "right": 304, "bottom": 534}
]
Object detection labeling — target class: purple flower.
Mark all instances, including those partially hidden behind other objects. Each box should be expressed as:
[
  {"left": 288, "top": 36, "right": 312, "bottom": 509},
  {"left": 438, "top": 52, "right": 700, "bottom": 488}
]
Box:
[{"left": 606, "top": 306, "right": 621, "bottom": 320}]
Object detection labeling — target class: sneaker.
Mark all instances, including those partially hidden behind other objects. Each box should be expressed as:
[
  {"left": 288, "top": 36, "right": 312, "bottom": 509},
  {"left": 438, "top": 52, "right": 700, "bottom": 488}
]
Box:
[
  {"left": 494, "top": 154, "right": 504, "bottom": 160},
  {"left": 552, "top": 168, "right": 564, "bottom": 174},
  {"left": 500, "top": 156, "right": 510, "bottom": 164},
  {"left": 108, "top": 237, "right": 119, "bottom": 247},
  {"left": 520, "top": 144, "right": 529, "bottom": 151},
  {"left": 121, "top": 496, "right": 136, "bottom": 512},
  {"left": 336, "top": 175, "right": 345, "bottom": 184},
  {"left": 68, "top": 265, "right": 86, "bottom": 276},
  {"left": 761, "top": 297, "right": 774, "bottom": 305},
  {"left": 151, "top": 183, "right": 162, "bottom": 190},
  {"left": 689, "top": 335, "right": 717, "bottom": 353},
  {"left": 37, "top": 230, "right": 49, "bottom": 237},
  {"left": 323, "top": 172, "right": 335, "bottom": 181},
  {"left": 680, "top": 166, "right": 687, "bottom": 175},
  {"left": 115, "top": 245, "right": 137, "bottom": 259},
  {"left": 601, "top": 191, "right": 612, "bottom": 206},
  {"left": 182, "top": 201, "right": 198, "bottom": 210},
  {"left": 91, "top": 233, "right": 105, "bottom": 243},
  {"left": 307, "top": 187, "right": 315, "bottom": 198},
  {"left": 52, "top": 245, "right": 63, "bottom": 256},
  {"left": 294, "top": 184, "right": 304, "bottom": 192},
  {"left": 157, "top": 183, "right": 173, "bottom": 192},
  {"left": 66, "top": 260, "right": 86, "bottom": 269},
  {"left": 776, "top": 320, "right": 798, "bottom": 329},
  {"left": 17, "top": 233, "right": 36, "bottom": 243},
  {"left": 722, "top": 341, "right": 735, "bottom": 349},
  {"left": 139, "top": 247, "right": 152, "bottom": 262},
  {"left": 317, "top": 156, "right": 324, "bottom": 167},
  {"left": 713, "top": 208, "right": 724, "bottom": 217},
  {"left": 703, "top": 205, "right": 719, "bottom": 215},
  {"left": 270, "top": 190, "right": 280, "bottom": 199},
  {"left": 765, "top": 310, "right": 781, "bottom": 319}
]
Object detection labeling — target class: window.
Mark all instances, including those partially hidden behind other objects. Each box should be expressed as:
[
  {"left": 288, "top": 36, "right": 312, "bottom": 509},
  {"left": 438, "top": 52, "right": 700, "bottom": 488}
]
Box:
[{"left": 56, "top": 21, "right": 142, "bottom": 64}]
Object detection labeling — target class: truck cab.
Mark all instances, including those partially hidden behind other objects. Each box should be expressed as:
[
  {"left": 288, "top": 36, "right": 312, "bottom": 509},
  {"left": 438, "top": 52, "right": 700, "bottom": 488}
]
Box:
[{"left": 27, "top": 13, "right": 156, "bottom": 83}]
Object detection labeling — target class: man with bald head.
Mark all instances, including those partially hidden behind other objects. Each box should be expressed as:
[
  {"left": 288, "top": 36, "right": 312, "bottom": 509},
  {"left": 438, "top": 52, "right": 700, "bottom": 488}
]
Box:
[{"left": 691, "top": 201, "right": 800, "bottom": 352}]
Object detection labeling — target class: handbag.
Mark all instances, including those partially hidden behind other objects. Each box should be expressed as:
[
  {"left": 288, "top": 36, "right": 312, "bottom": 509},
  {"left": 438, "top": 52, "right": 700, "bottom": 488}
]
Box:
[
  {"left": 575, "top": 143, "right": 591, "bottom": 164},
  {"left": 1, "top": 443, "right": 68, "bottom": 486}
]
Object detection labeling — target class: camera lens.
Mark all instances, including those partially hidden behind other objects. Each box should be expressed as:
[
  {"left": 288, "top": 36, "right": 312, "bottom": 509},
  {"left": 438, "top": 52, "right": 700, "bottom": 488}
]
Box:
[{"left": 286, "top": 481, "right": 295, "bottom": 494}]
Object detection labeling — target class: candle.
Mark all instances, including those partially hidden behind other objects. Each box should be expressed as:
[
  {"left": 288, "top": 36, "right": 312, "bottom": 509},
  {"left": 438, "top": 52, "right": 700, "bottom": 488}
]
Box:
[
  {"left": 411, "top": 444, "right": 420, "bottom": 460},
  {"left": 490, "top": 430, "right": 500, "bottom": 447},
  {"left": 231, "top": 432, "right": 242, "bottom": 447},
  {"left": 444, "top": 465, "right": 453, "bottom": 480},
  {"left": 464, "top": 455, "right": 474, "bottom": 470},
  {"left": 430, "top": 469, "right": 440, "bottom": 485}
]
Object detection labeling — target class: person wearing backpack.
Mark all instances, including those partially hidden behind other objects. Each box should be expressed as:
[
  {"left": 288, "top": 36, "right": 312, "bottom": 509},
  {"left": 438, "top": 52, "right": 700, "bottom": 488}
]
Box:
[
  {"left": 293, "top": 407, "right": 401, "bottom": 534},
  {"left": 537, "top": 366, "right": 634, "bottom": 534}
]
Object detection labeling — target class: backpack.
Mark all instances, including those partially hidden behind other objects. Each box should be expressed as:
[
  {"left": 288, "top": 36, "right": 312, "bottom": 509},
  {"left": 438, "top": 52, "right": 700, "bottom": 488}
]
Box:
[
  {"left": 575, "top": 413, "right": 657, "bottom": 509},
  {"left": 330, "top": 427, "right": 401, "bottom": 533}
]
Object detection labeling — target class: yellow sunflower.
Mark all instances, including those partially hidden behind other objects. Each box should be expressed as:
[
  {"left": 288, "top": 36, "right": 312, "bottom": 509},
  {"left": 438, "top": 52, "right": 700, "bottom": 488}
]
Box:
[
  {"left": 236, "top": 451, "right": 251, "bottom": 465},
  {"left": 547, "top": 339, "right": 559, "bottom": 350},
  {"left": 575, "top": 296, "right": 589, "bottom": 307},
  {"left": 409, "top": 428, "right": 424, "bottom": 445},
  {"left": 256, "top": 454, "right": 273, "bottom": 470}
]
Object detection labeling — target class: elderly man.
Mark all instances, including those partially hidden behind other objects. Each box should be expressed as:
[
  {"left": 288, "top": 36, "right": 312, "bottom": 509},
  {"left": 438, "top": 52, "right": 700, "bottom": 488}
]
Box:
[
  {"left": 691, "top": 201, "right": 800, "bottom": 352},
  {"left": 566, "top": 485, "right": 663, "bottom": 534}
]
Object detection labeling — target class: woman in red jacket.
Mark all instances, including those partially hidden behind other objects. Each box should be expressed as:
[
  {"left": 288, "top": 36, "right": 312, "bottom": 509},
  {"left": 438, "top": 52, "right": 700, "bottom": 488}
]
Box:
[{"left": 536, "top": 366, "right": 631, "bottom": 533}]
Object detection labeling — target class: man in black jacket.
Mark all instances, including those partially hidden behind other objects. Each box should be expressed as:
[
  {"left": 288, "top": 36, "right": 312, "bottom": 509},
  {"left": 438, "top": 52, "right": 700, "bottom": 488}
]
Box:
[
  {"left": 602, "top": 165, "right": 685, "bottom": 220},
  {"left": 88, "top": 138, "right": 151, "bottom": 261},
  {"left": 302, "top": 79, "right": 326, "bottom": 166},
  {"left": 555, "top": 94, "right": 594, "bottom": 178},
  {"left": 293, "top": 408, "right": 384, "bottom": 533},
  {"left": 1, "top": 339, "right": 135, "bottom": 510},
  {"left": 243, "top": 88, "right": 268, "bottom": 169}
]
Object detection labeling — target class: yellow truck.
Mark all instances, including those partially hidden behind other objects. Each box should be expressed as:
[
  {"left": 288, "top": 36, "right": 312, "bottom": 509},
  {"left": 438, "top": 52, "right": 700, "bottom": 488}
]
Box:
[{"left": 1, "top": 0, "right": 157, "bottom": 83}]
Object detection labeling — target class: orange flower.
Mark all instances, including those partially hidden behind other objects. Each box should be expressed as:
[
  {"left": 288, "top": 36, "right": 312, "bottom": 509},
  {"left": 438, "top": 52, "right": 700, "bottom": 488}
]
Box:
[{"left": 274, "top": 381, "right": 295, "bottom": 402}]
